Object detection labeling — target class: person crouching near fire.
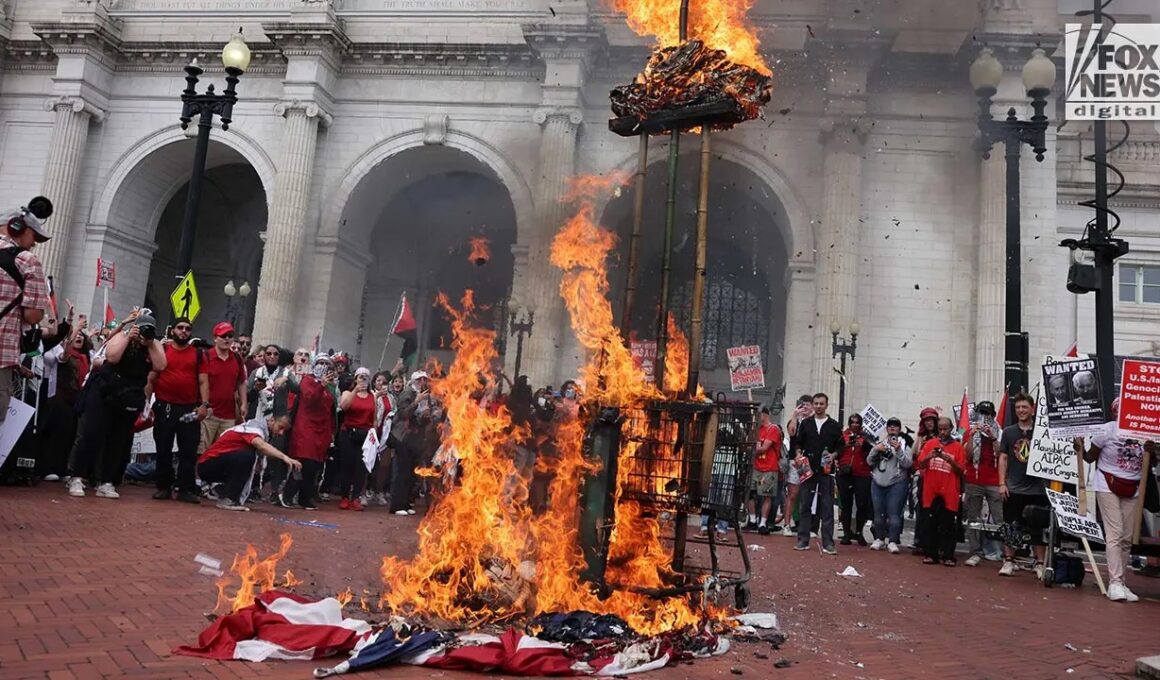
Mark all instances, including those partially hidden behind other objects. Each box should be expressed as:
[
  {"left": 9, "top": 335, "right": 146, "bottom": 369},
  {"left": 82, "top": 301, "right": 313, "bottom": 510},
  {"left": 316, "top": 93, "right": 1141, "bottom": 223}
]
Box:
[
  {"left": 917, "top": 416, "right": 967, "bottom": 566},
  {"left": 197, "top": 394, "right": 301, "bottom": 511}
]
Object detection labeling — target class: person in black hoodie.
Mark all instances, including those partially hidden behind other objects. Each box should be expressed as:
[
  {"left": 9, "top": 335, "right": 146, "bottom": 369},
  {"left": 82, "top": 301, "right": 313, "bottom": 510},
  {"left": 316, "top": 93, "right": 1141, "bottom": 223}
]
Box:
[{"left": 792, "top": 393, "right": 844, "bottom": 553}]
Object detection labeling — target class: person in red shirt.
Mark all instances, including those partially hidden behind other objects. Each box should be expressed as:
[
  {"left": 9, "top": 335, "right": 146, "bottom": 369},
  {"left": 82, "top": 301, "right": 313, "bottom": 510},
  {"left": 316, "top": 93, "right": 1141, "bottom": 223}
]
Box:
[
  {"left": 837, "top": 414, "right": 875, "bottom": 546},
  {"left": 962, "top": 400, "right": 1003, "bottom": 566},
  {"left": 917, "top": 416, "right": 967, "bottom": 566},
  {"left": 146, "top": 317, "right": 209, "bottom": 503},
  {"left": 337, "top": 367, "right": 376, "bottom": 510},
  {"left": 278, "top": 355, "right": 337, "bottom": 510},
  {"left": 199, "top": 321, "right": 248, "bottom": 455},
  {"left": 198, "top": 409, "right": 301, "bottom": 511},
  {"left": 747, "top": 407, "right": 783, "bottom": 535}
]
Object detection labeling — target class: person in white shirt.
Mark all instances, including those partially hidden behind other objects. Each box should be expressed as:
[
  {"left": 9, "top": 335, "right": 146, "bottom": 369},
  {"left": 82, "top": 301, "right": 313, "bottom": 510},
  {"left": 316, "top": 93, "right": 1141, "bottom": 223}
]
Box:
[{"left": 1075, "top": 399, "right": 1158, "bottom": 603}]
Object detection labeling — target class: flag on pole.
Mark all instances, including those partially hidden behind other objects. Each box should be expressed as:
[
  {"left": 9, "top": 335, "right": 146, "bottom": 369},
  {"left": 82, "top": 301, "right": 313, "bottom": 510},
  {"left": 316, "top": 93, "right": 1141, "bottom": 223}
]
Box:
[
  {"left": 957, "top": 387, "right": 971, "bottom": 441},
  {"left": 46, "top": 275, "right": 58, "bottom": 319},
  {"left": 996, "top": 386, "right": 1009, "bottom": 429},
  {"left": 1065, "top": 341, "right": 1079, "bottom": 358},
  {"left": 104, "top": 302, "right": 116, "bottom": 328},
  {"left": 311, "top": 334, "right": 320, "bottom": 358},
  {"left": 392, "top": 292, "right": 418, "bottom": 369}
]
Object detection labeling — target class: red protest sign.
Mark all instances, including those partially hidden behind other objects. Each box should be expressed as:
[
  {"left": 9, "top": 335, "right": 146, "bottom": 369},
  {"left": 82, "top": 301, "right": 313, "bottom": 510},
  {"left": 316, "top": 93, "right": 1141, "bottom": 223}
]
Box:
[
  {"left": 96, "top": 258, "right": 116, "bottom": 289},
  {"left": 1117, "top": 359, "right": 1160, "bottom": 440}
]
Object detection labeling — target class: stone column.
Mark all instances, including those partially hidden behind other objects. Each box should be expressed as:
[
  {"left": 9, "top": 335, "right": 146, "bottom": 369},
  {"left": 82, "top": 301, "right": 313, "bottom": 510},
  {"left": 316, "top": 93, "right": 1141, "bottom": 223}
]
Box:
[
  {"left": 36, "top": 96, "right": 102, "bottom": 286},
  {"left": 517, "top": 106, "right": 583, "bottom": 387},
  {"left": 974, "top": 151, "right": 1005, "bottom": 398},
  {"left": 251, "top": 101, "right": 329, "bottom": 344},
  {"left": 810, "top": 117, "right": 868, "bottom": 399}
]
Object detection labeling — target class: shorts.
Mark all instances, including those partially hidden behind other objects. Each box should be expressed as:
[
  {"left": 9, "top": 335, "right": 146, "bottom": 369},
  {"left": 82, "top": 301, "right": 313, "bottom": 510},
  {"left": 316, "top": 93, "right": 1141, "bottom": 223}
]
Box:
[
  {"left": 1004, "top": 493, "right": 1049, "bottom": 546},
  {"left": 753, "top": 470, "right": 779, "bottom": 496}
]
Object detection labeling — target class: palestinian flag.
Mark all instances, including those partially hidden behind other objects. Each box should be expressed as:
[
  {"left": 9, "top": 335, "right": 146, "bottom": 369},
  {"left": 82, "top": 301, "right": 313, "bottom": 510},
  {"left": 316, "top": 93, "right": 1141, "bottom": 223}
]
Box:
[
  {"left": 996, "top": 386, "right": 1009, "bottom": 428},
  {"left": 392, "top": 292, "right": 418, "bottom": 369},
  {"left": 957, "top": 387, "right": 971, "bottom": 442},
  {"left": 104, "top": 302, "right": 116, "bottom": 328},
  {"left": 46, "top": 276, "right": 58, "bottom": 319}
]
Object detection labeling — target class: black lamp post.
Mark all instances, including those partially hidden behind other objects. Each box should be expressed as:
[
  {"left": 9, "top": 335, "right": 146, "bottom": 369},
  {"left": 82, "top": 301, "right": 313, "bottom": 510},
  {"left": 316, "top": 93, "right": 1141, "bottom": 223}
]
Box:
[
  {"left": 830, "top": 321, "right": 860, "bottom": 426},
  {"left": 176, "top": 29, "right": 252, "bottom": 279},
  {"left": 510, "top": 308, "right": 535, "bottom": 379},
  {"left": 970, "top": 46, "right": 1056, "bottom": 412},
  {"left": 223, "top": 280, "right": 251, "bottom": 331}
]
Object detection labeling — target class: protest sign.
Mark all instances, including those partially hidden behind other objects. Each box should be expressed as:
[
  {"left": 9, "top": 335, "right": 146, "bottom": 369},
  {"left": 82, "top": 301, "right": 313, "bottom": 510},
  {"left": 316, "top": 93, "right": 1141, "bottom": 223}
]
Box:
[
  {"left": 0, "top": 400, "right": 34, "bottom": 469},
  {"left": 1027, "top": 384, "right": 1079, "bottom": 485},
  {"left": 630, "top": 340, "right": 657, "bottom": 384},
  {"left": 952, "top": 402, "right": 976, "bottom": 424},
  {"left": 1041, "top": 357, "right": 1106, "bottom": 439},
  {"left": 96, "top": 258, "right": 116, "bottom": 289},
  {"left": 859, "top": 404, "right": 887, "bottom": 438},
  {"left": 1045, "top": 488, "right": 1105, "bottom": 543},
  {"left": 726, "top": 345, "right": 765, "bottom": 391},
  {"left": 1117, "top": 359, "right": 1160, "bottom": 440}
]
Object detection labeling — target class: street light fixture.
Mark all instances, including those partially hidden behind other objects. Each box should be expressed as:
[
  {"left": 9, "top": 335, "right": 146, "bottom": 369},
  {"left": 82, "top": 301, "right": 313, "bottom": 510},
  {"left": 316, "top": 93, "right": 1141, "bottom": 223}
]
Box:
[
  {"left": 175, "top": 28, "right": 250, "bottom": 281},
  {"left": 224, "top": 279, "right": 252, "bottom": 330},
  {"left": 831, "top": 321, "right": 859, "bottom": 425},
  {"left": 970, "top": 46, "right": 1055, "bottom": 409}
]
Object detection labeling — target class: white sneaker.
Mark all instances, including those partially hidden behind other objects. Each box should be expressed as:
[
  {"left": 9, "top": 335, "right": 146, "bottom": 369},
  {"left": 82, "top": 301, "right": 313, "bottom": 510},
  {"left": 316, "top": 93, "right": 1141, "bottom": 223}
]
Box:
[
  {"left": 870, "top": 539, "right": 884, "bottom": 551},
  {"left": 67, "top": 478, "right": 85, "bottom": 497},
  {"left": 780, "top": 526, "right": 794, "bottom": 537},
  {"left": 1122, "top": 585, "right": 1140, "bottom": 602},
  {"left": 95, "top": 483, "right": 120, "bottom": 499},
  {"left": 887, "top": 542, "right": 900, "bottom": 554},
  {"left": 964, "top": 555, "right": 982, "bottom": 567},
  {"left": 43, "top": 474, "right": 60, "bottom": 482},
  {"left": 1034, "top": 563, "right": 1046, "bottom": 580},
  {"left": 999, "top": 560, "right": 1016, "bottom": 577},
  {"left": 394, "top": 510, "right": 410, "bottom": 516},
  {"left": 1107, "top": 583, "right": 1129, "bottom": 602}
]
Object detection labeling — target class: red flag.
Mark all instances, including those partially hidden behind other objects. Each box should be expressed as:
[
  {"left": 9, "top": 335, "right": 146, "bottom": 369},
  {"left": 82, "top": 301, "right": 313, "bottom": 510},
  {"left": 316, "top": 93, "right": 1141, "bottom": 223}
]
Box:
[
  {"left": 311, "top": 334, "right": 320, "bottom": 356},
  {"left": 392, "top": 293, "right": 418, "bottom": 366},
  {"left": 957, "top": 388, "right": 971, "bottom": 440},
  {"left": 104, "top": 303, "right": 116, "bottom": 327},
  {"left": 46, "top": 275, "right": 58, "bottom": 319},
  {"left": 996, "top": 388, "right": 1009, "bottom": 428},
  {"left": 1065, "top": 341, "right": 1079, "bottom": 358}
]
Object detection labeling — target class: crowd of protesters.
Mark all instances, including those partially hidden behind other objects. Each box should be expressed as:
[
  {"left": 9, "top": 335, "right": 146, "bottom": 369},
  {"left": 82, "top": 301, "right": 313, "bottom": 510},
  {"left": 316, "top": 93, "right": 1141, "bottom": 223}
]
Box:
[{"left": 744, "top": 391, "right": 1160, "bottom": 602}]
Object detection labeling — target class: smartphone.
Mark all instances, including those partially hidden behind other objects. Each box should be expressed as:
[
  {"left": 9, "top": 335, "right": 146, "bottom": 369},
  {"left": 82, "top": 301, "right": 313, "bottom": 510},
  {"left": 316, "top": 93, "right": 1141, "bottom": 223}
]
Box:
[{"left": 163, "top": 325, "right": 172, "bottom": 340}]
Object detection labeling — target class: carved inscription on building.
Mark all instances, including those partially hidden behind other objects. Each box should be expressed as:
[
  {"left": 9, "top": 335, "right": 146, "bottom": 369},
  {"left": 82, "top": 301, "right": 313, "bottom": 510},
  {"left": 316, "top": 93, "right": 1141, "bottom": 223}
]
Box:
[{"left": 115, "top": 0, "right": 531, "bottom": 10}]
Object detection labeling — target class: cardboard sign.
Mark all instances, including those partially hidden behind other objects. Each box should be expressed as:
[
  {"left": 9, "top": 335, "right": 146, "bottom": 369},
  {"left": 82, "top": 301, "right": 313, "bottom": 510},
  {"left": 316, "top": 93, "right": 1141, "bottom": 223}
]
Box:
[
  {"left": 1027, "top": 384, "right": 1080, "bottom": 485},
  {"left": 726, "top": 345, "right": 765, "bottom": 391},
  {"left": 630, "top": 340, "right": 657, "bottom": 384},
  {"left": 1118, "top": 359, "right": 1160, "bottom": 440},
  {"left": 1042, "top": 357, "right": 1106, "bottom": 439},
  {"left": 952, "top": 402, "right": 976, "bottom": 424},
  {"left": 859, "top": 403, "right": 887, "bottom": 438},
  {"left": 0, "top": 399, "right": 35, "bottom": 469},
  {"left": 1045, "top": 488, "right": 1105, "bottom": 543},
  {"left": 96, "top": 258, "right": 116, "bottom": 289}
]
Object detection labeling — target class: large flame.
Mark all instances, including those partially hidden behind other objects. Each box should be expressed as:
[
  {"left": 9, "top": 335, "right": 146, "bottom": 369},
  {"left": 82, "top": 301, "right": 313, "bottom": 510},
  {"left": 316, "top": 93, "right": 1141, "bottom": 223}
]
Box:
[
  {"left": 608, "top": 0, "right": 769, "bottom": 75},
  {"left": 214, "top": 534, "right": 298, "bottom": 612}
]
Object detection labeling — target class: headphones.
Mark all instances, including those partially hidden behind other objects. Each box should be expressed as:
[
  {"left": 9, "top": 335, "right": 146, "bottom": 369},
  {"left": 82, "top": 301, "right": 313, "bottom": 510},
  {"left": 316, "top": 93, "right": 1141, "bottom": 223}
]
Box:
[{"left": 6, "top": 196, "right": 53, "bottom": 234}]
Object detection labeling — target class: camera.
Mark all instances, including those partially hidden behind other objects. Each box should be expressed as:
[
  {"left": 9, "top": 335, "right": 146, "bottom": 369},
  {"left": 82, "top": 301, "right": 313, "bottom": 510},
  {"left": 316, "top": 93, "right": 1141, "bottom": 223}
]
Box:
[{"left": 138, "top": 324, "right": 156, "bottom": 340}]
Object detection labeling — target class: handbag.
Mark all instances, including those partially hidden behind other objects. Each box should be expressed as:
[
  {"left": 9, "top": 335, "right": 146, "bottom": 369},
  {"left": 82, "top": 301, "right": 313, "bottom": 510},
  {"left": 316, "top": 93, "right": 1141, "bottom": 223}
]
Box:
[{"left": 1102, "top": 470, "right": 1139, "bottom": 498}]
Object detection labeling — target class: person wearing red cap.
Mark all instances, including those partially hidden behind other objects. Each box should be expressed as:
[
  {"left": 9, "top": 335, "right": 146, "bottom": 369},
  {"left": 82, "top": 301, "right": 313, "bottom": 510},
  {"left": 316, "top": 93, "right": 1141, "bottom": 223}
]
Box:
[{"left": 198, "top": 321, "right": 248, "bottom": 456}]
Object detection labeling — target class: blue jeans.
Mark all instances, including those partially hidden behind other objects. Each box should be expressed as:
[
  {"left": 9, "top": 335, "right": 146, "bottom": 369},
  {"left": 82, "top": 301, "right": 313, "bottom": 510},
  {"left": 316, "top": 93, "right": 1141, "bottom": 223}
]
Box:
[{"left": 871, "top": 479, "right": 908, "bottom": 544}]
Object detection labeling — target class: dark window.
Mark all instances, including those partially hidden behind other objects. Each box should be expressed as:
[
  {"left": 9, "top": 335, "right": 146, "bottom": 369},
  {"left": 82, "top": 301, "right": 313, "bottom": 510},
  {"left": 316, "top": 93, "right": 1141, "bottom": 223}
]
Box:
[{"left": 670, "top": 275, "right": 768, "bottom": 371}]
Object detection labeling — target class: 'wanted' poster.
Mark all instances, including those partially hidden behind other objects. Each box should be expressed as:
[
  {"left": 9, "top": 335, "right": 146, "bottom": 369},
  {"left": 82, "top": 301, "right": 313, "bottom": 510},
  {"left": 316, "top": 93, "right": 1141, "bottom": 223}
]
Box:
[{"left": 1041, "top": 357, "right": 1106, "bottom": 439}]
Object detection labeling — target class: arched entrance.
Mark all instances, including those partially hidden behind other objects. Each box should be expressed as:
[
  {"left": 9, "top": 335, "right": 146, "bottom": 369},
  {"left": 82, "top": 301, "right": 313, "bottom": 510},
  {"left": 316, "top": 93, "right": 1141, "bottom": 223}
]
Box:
[
  {"left": 600, "top": 156, "right": 792, "bottom": 396},
  {"left": 327, "top": 145, "right": 518, "bottom": 368},
  {"left": 91, "top": 132, "right": 270, "bottom": 334}
]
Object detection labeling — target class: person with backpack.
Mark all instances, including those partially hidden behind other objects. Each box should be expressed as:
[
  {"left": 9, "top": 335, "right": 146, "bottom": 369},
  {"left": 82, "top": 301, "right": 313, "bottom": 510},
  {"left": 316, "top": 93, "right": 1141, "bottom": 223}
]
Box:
[
  {"left": 145, "top": 317, "right": 208, "bottom": 503},
  {"left": 199, "top": 321, "right": 248, "bottom": 455},
  {"left": 0, "top": 197, "right": 52, "bottom": 424}
]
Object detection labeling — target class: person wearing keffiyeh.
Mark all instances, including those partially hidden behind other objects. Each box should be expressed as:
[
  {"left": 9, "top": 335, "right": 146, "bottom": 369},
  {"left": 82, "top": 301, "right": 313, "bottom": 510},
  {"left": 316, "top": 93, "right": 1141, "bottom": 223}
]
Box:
[{"left": 962, "top": 400, "right": 1003, "bottom": 566}]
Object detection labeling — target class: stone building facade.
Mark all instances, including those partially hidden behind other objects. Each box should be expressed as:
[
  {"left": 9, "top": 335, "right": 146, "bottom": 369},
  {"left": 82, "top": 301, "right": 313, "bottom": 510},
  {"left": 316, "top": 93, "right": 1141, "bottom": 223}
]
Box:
[{"left": 0, "top": 0, "right": 1156, "bottom": 419}]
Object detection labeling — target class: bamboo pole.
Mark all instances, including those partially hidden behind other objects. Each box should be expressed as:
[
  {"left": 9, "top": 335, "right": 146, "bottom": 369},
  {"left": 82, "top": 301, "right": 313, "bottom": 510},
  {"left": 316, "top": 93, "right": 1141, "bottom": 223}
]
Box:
[
  {"left": 619, "top": 134, "right": 649, "bottom": 342},
  {"left": 685, "top": 129, "right": 711, "bottom": 397}
]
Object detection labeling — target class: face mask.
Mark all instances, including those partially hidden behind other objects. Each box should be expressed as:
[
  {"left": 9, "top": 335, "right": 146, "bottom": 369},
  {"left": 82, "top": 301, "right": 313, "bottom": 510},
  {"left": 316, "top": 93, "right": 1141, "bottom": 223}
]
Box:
[
  {"left": 312, "top": 363, "right": 328, "bottom": 380},
  {"left": 564, "top": 388, "right": 576, "bottom": 399}
]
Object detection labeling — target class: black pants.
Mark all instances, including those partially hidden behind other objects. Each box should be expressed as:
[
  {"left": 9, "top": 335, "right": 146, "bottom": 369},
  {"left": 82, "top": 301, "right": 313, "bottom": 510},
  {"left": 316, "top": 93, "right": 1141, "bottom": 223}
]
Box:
[
  {"left": 837, "top": 474, "right": 873, "bottom": 541},
  {"left": 198, "top": 450, "right": 257, "bottom": 503},
  {"left": 796, "top": 474, "right": 835, "bottom": 548},
  {"left": 152, "top": 401, "right": 201, "bottom": 493},
  {"left": 338, "top": 428, "right": 369, "bottom": 500},
  {"left": 282, "top": 459, "right": 322, "bottom": 507},
  {"left": 38, "top": 397, "right": 77, "bottom": 477},
  {"left": 389, "top": 440, "right": 420, "bottom": 512},
  {"left": 68, "top": 387, "right": 138, "bottom": 486},
  {"left": 912, "top": 476, "right": 926, "bottom": 545},
  {"left": 921, "top": 497, "right": 959, "bottom": 561}
]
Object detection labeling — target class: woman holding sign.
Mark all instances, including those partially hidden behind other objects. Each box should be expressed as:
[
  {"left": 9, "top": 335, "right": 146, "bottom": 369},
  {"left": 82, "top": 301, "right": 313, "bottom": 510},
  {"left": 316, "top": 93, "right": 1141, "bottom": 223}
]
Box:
[{"left": 1074, "top": 398, "right": 1158, "bottom": 603}]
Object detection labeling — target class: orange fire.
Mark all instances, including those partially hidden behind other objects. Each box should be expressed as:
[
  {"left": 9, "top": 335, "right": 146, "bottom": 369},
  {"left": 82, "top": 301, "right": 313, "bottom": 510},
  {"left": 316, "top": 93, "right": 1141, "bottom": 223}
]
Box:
[
  {"left": 607, "top": 0, "right": 769, "bottom": 75},
  {"left": 336, "top": 588, "right": 355, "bottom": 608},
  {"left": 214, "top": 534, "right": 296, "bottom": 613},
  {"left": 468, "top": 236, "right": 491, "bottom": 266}
]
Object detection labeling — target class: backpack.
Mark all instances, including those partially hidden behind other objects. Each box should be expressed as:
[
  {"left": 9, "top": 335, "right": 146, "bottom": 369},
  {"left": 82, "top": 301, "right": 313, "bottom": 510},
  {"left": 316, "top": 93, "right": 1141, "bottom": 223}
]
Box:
[{"left": 0, "top": 245, "right": 26, "bottom": 322}]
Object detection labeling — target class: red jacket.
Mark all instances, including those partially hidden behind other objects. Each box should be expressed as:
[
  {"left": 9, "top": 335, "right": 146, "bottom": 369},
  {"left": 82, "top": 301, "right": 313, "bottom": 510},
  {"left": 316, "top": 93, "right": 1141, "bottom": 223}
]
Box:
[
  {"left": 838, "top": 429, "right": 874, "bottom": 478},
  {"left": 287, "top": 376, "right": 335, "bottom": 463}
]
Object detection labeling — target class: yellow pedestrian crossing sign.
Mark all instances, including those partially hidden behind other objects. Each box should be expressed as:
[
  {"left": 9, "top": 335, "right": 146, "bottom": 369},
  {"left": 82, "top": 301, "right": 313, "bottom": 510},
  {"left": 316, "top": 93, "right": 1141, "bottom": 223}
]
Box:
[{"left": 170, "top": 271, "right": 201, "bottom": 323}]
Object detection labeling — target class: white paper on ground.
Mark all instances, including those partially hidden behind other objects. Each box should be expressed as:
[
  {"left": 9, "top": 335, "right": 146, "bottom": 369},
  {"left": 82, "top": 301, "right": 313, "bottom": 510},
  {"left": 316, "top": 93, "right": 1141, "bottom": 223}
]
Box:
[
  {"left": 838, "top": 566, "right": 862, "bottom": 577},
  {"left": 731, "top": 613, "right": 779, "bottom": 629}
]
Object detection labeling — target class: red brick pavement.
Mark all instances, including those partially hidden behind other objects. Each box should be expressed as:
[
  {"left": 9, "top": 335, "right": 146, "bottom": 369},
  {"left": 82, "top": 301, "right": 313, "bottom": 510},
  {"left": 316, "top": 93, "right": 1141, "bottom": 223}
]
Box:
[{"left": 1, "top": 484, "right": 1156, "bottom": 679}]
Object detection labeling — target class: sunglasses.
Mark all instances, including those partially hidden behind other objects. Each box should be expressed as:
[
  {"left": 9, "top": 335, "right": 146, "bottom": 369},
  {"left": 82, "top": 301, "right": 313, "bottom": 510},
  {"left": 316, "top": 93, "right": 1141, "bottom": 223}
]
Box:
[
  {"left": 174, "top": 325, "right": 193, "bottom": 332},
  {"left": 218, "top": 333, "right": 235, "bottom": 340},
  {"left": 264, "top": 350, "right": 279, "bottom": 356}
]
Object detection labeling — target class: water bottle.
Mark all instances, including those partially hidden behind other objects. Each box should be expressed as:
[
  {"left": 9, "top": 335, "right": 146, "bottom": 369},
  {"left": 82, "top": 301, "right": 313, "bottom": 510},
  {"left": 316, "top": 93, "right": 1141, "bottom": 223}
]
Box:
[{"left": 179, "top": 410, "right": 200, "bottom": 424}]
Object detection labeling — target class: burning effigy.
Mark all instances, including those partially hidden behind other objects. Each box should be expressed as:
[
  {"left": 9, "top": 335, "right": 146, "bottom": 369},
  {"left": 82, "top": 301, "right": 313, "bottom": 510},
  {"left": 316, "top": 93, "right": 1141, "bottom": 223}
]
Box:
[{"left": 178, "top": 0, "right": 782, "bottom": 674}]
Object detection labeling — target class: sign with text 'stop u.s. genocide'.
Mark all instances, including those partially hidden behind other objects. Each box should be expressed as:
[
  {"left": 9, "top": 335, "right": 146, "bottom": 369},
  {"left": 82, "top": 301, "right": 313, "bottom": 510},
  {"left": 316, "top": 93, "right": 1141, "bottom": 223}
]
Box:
[
  {"left": 1118, "top": 359, "right": 1160, "bottom": 440},
  {"left": 1065, "top": 23, "right": 1160, "bottom": 120}
]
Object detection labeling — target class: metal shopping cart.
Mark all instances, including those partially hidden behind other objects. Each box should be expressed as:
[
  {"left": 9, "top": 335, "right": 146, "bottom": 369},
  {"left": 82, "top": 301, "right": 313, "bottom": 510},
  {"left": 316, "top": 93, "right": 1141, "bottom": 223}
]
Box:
[{"left": 579, "top": 397, "right": 758, "bottom": 610}]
